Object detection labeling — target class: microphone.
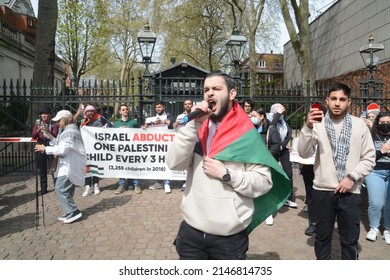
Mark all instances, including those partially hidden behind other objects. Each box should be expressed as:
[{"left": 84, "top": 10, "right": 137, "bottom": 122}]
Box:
[{"left": 183, "top": 103, "right": 212, "bottom": 123}]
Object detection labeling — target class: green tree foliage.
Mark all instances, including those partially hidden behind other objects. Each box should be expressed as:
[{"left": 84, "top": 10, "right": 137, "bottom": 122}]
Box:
[
  {"left": 88, "top": 0, "right": 157, "bottom": 82},
  {"left": 227, "top": 0, "right": 282, "bottom": 96},
  {"left": 106, "top": 0, "right": 147, "bottom": 83},
  {"left": 56, "top": 0, "right": 109, "bottom": 87},
  {"left": 161, "top": 0, "right": 230, "bottom": 71}
]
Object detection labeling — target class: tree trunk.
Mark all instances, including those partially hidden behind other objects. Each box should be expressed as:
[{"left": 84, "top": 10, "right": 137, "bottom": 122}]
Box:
[
  {"left": 279, "top": 0, "right": 316, "bottom": 96},
  {"left": 33, "top": 0, "right": 58, "bottom": 91},
  {"left": 29, "top": 0, "right": 58, "bottom": 129}
]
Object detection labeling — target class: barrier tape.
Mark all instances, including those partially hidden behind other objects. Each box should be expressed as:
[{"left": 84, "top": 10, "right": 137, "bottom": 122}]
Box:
[{"left": 0, "top": 137, "right": 37, "bottom": 142}]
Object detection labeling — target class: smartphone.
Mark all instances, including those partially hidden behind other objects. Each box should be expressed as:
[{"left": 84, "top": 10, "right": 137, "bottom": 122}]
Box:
[
  {"left": 79, "top": 104, "right": 84, "bottom": 110},
  {"left": 311, "top": 102, "right": 323, "bottom": 121}
]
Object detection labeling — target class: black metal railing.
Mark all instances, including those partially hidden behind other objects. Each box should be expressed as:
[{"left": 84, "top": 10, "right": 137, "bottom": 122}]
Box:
[{"left": 1, "top": 75, "right": 389, "bottom": 175}]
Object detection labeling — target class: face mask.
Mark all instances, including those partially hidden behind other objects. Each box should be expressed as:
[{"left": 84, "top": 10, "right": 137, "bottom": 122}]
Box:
[
  {"left": 251, "top": 117, "right": 260, "bottom": 125},
  {"left": 378, "top": 123, "right": 390, "bottom": 134}
]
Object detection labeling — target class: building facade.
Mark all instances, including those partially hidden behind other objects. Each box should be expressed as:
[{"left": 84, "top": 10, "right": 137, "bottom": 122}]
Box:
[
  {"left": 240, "top": 51, "right": 284, "bottom": 85},
  {"left": 0, "top": 0, "right": 65, "bottom": 85},
  {"left": 283, "top": 0, "right": 390, "bottom": 87}
]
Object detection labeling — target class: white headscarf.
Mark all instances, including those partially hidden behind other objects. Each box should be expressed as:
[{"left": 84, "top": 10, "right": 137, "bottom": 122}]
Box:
[{"left": 267, "top": 103, "right": 288, "bottom": 142}]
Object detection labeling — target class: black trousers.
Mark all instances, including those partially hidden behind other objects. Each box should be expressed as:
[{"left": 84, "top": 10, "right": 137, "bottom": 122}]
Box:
[
  {"left": 312, "top": 189, "right": 361, "bottom": 260},
  {"left": 174, "top": 221, "right": 248, "bottom": 260},
  {"left": 279, "top": 147, "right": 294, "bottom": 201},
  {"left": 85, "top": 176, "right": 99, "bottom": 186},
  {"left": 300, "top": 164, "right": 316, "bottom": 224}
]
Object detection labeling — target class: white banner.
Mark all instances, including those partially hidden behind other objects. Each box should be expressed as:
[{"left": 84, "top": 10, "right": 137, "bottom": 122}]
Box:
[
  {"left": 289, "top": 137, "right": 315, "bottom": 165},
  {"left": 80, "top": 126, "right": 186, "bottom": 180}
]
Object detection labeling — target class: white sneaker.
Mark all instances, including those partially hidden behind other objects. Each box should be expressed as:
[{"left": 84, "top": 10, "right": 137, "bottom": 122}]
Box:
[
  {"left": 82, "top": 185, "right": 93, "bottom": 197},
  {"left": 63, "top": 210, "right": 82, "bottom": 224},
  {"left": 93, "top": 183, "right": 100, "bottom": 195},
  {"left": 58, "top": 214, "right": 69, "bottom": 221},
  {"left": 366, "top": 228, "right": 379, "bottom": 241},
  {"left": 284, "top": 200, "right": 298, "bottom": 208},
  {"left": 164, "top": 184, "right": 172, "bottom": 194},
  {"left": 265, "top": 215, "right": 274, "bottom": 225},
  {"left": 383, "top": 230, "right": 390, "bottom": 245},
  {"left": 148, "top": 181, "right": 163, "bottom": 190},
  {"left": 181, "top": 183, "right": 186, "bottom": 191}
]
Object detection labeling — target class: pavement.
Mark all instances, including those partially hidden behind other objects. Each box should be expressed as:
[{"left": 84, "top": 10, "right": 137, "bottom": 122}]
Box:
[{"left": 0, "top": 168, "right": 389, "bottom": 260}]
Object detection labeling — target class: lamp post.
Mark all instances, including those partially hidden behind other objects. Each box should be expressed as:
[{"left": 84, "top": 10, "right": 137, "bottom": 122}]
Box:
[
  {"left": 137, "top": 22, "right": 157, "bottom": 125},
  {"left": 359, "top": 33, "right": 384, "bottom": 109},
  {"left": 226, "top": 27, "right": 247, "bottom": 80},
  {"left": 137, "top": 22, "right": 157, "bottom": 77}
]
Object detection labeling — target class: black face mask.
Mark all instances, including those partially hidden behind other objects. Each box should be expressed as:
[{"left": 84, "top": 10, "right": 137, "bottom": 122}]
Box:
[{"left": 378, "top": 123, "right": 390, "bottom": 134}]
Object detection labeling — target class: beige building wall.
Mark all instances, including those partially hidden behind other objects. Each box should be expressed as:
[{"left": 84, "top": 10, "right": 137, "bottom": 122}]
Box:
[
  {"left": 283, "top": 0, "right": 390, "bottom": 85},
  {"left": 0, "top": 20, "right": 35, "bottom": 83}
]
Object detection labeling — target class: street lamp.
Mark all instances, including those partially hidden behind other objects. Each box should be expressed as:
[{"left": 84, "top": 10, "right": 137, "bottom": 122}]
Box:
[
  {"left": 137, "top": 22, "right": 157, "bottom": 125},
  {"left": 137, "top": 22, "right": 157, "bottom": 76},
  {"left": 226, "top": 27, "right": 247, "bottom": 79},
  {"left": 359, "top": 33, "right": 384, "bottom": 80},
  {"left": 359, "top": 34, "right": 384, "bottom": 109}
]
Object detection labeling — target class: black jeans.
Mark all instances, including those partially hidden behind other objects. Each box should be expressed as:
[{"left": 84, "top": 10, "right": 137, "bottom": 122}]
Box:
[
  {"left": 174, "top": 221, "right": 248, "bottom": 260},
  {"left": 300, "top": 164, "right": 316, "bottom": 224},
  {"left": 279, "top": 147, "right": 294, "bottom": 201},
  {"left": 85, "top": 176, "right": 99, "bottom": 186},
  {"left": 312, "top": 189, "right": 361, "bottom": 260}
]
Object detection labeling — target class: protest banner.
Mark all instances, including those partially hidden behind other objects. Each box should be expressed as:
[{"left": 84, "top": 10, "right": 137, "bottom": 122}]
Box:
[{"left": 81, "top": 126, "right": 186, "bottom": 180}]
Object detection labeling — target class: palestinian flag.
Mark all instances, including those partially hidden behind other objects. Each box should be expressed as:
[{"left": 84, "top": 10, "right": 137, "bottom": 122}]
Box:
[{"left": 199, "top": 101, "right": 291, "bottom": 234}]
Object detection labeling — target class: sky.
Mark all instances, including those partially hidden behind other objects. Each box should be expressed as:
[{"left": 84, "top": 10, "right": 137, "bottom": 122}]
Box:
[
  {"left": 31, "top": 0, "right": 37, "bottom": 16},
  {"left": 30, "top": 0, "right": 336, "bottom": 53}
]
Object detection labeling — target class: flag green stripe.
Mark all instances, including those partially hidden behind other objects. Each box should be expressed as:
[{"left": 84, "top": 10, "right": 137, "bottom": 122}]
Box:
[{"left": 213, "top": 128, "right": 291, "bottom": 234}]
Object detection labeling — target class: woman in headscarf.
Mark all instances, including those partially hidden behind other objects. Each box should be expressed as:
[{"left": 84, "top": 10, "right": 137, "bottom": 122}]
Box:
[{"left": 267, "top": 103, "right": 297, "bottom": 208}]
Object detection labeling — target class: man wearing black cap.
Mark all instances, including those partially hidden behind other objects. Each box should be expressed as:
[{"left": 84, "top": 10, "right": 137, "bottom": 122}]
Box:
[{"left": 32, "top": 107, "right": 59, "bottom": 195}]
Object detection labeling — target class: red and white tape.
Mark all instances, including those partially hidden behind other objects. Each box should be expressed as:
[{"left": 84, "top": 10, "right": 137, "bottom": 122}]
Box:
[{"left": 0, "top": 137, "right": 37, "bottom": 142}]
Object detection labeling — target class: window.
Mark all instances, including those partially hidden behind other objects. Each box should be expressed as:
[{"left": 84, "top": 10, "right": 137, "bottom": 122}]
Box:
[
  {"left": 275, "top": 61, "right": 281, "bottom": 71},
  {"left": 257, "top": 59, "right": 266, "bottom": 68},
  {"left": 27, "top": 18, "right": 33, "bottom": 27}
]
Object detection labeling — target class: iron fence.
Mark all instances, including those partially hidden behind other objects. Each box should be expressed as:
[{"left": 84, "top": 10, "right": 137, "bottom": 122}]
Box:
[{"left": 1, "top": 74, "right": 389, "bottom": 175}]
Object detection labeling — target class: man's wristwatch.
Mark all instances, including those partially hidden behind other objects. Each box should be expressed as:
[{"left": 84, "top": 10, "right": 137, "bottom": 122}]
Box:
[
  {"left": 347, "top": 174, "right": 357, "bottom": 183},
  {"left": 222, "top": 168, "right": 231, "bottom": 182}
]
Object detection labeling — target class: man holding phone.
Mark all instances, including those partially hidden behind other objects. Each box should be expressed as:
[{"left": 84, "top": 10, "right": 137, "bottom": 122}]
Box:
[{"left": 298, "top": 83, "right": 375, "bottom": 260}]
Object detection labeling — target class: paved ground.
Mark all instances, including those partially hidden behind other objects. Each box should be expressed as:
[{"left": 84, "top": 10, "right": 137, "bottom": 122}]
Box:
[{"left": 0, "top": 168, "right": 389, "bottom": 260}]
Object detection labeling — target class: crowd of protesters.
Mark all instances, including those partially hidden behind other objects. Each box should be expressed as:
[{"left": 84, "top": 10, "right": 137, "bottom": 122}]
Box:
[{"left": 31, "top": 76, "right": 389, "bottom": 259}]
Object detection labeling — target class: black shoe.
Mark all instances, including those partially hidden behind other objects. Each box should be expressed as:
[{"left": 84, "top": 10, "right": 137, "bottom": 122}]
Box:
[
  {"left": 38, "top": 190, "right": 48, "bottom": 196},
  {"left": 63, "top": 210, "right": 82, "bottom": 224},
  {"left": 305, "top": 224, "right": 316, "bottom": 236}
]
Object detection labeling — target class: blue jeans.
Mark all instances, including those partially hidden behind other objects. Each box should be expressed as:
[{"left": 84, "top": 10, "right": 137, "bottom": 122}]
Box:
[
  {"left": 55, "top": 176, "right": 79, "bottom": 215},
  {"left": 158, "top": 180, "right": 170, "bottom": 185},
  {"left": 365, "top": 169, "right": 390, "bottom": 230},
  {"left": 118, "top": 178, "right": 140, "bottom": 189}
]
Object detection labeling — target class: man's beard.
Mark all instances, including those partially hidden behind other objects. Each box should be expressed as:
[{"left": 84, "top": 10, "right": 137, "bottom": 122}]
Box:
[{"left": 210, "top": 96, "right": 229, "bottom": 122}]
